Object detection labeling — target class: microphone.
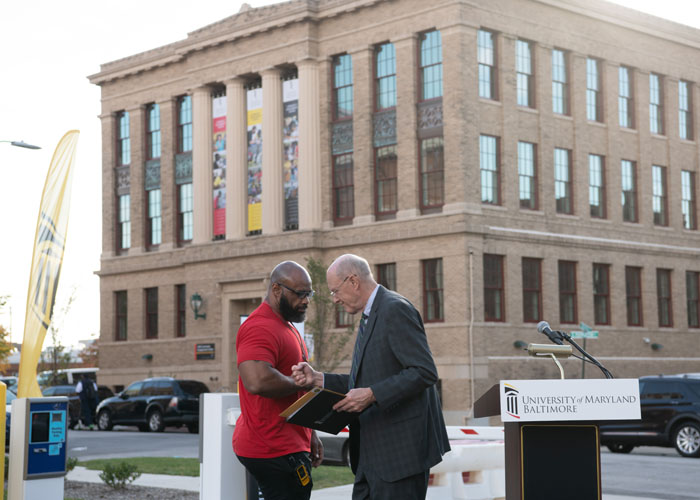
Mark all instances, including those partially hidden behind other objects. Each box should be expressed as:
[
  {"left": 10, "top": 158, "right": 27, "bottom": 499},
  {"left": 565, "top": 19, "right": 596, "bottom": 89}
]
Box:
[{"left": 537, "top": 321, "right": 564, "bottom": 345}]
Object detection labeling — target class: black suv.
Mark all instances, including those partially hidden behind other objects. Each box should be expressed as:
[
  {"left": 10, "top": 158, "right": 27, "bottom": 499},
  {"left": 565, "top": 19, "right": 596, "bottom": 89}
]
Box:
[
  {"left": 96, "top": 377, "right": 209, "bottom": 433},
  {"left": 600, "top": 374, "right": 700, "bottom": 458}
]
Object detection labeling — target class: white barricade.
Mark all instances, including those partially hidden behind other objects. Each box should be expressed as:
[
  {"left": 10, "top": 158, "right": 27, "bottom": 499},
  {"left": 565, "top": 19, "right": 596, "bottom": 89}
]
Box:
[{"left": 427, "top": 426, "right": 505, "bottom": 500}]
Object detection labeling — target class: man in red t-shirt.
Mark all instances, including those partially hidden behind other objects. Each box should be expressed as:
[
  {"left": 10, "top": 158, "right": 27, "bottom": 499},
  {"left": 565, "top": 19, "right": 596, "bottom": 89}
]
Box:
[{"left": 234, "top": 261, "right": 323, "bottom": 500}]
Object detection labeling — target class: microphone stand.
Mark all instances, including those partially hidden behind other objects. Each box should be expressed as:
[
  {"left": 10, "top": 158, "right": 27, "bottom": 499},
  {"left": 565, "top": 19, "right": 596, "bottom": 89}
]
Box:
[{"left": 557, "top": 330, "right": 614, "bottom": 379}]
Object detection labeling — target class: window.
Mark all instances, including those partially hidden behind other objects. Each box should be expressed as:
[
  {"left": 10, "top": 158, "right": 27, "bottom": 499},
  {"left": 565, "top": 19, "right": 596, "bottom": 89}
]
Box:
[
  {"left": 649, "top": 73, "right": 664, "bottom": 135},
  {"left": 420, "top": 137, "right": 444, "bottom": 209},
  {"left": 657, "top": 269, "right": 673, "bottom": 327},
  {"left": 682, "top": 170, "right": 696, "bottom": 230},
  {"left": 375, "top": 146, "right": 397, "bottom": 217},
  {"left": 375, "top": 43, "right": 396, "bottom": 110},
  {"left": 522, "top": 258, "right": 542, "bottom": 323},
  {"left": 420, "top": 30, "right": 442, "bottom": 100},
  {"left": 551, "top": 49, "right": 569, "bottom": 115},
  {"left": 176, "top": 284, "right": 186, "bottom": 337},
  {"left": 586, "top": 58, "right": 602, "bottom": 122},
  {"left": 652, "top": 165, "right": 668, "bottom": 226},
  {"left": 621, "top": 160, "right": 638, "bottom": 222},
  {"left": 333, "top": 153, "right": 354, "bottom": 224},
  {"left": 423, "top": 259, "right": 443, "bottom": 322},
  {"left": 679, "top": 80, "right": 693, "bottom": 140},
  {"left": 626, "top": 266, "right": 643, "bottom": 326},
  {"left": 516, "top": 40, "right": 534, "bottom": 108},
  {"left": 593, "top": 264, "right": 610, "bottom": 325},
  {"left": 145, "top": 287, "right": 158, "bottom": 339},
  {"left": 480, "top": 135, "right": 499, "bottom": 204},
  {"left": 336, "top": 305, "right": 353, "bottom": 328},
  {"left": 332, "top": 54, "right": 353, "bottom": 120},
  {"left": 686, "top": 271, "right": 700, "bottom": 328},
  {"left": 478, "top": 29, "right": 497, "bottom": 99},
  {"left": 618, "top": 66, "right": 634, "bottom": 128},
  {"left": 484, "top": 254, "right": 504, "bottom": 321},
  {"left": 177, "top": 95, "right": 193, "bottom": 153},
  {"left": 554, "top": 148, "right": 572, "bottom": 214},
  {"left": 589, "top": 154, "right": 605, "bottom": 218},
  {"left": 147, "top": 188, "right": 162, "bottom": 247},
  {"left": 377, "top": 263, "right": 396, "bottom": 291},
  {"left": 118, "top": 194, "right": 131, "bottom": 250},
  {"left": 117, "top": 111, "right": 130, "bottom": 166},
  {"left": 115, "top": 291, "right": 127, "bottom": 341},
  {"left": 178, "top": 182, "right": 193, "bottom": 242},
  {"left": 518, "top": 141, "right": 537, "bottom": 209},
  {"left": 146, "top": 103, "right": 161, "bottom": 160},
  {"left": 558, "top": 261, "right": 577, "bottom": 324}
]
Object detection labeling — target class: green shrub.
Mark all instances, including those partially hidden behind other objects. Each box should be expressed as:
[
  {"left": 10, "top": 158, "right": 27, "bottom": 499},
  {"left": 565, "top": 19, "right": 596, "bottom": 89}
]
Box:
[
  {"left": 98, "top": 462, "right": 141, "bottom": 489},
  {"left": 66, "top": 456, "right": 78, "bottom": 472}
]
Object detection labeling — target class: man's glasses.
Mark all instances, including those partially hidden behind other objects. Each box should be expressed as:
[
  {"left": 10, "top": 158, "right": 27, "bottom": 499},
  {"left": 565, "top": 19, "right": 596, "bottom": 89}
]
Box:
[
  {"left": 276, "top": 282, "right": 315, "bottom": 300},
  {"left": 329, "top": 275, "right": 352, "bottom": 297}
]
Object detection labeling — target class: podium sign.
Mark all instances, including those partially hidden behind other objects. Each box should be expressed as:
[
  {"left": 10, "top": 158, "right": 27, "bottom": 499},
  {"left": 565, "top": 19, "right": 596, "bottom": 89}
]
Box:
[{"left": 500, "top": 379, "right": 640, "bottom": 422}]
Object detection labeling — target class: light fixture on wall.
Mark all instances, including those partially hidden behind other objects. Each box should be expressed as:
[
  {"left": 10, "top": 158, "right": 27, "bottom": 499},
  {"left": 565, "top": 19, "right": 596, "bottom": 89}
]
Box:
[
  {"left": 651, "top": 343, "right": 663, "bottom": 351},
  {"left": 513, "top": 340, "right": 528, "bottom": 349},
  {"left": 190, "top": 292, "right": 207, "bottom": 320},
  {"left": 142, "top": 353, "right": 153, "bottom": 361}
]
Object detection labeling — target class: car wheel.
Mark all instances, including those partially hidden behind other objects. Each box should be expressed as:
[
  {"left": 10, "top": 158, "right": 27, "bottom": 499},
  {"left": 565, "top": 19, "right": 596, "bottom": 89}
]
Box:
[
  {"left": 147, "top": 409, "right": 165, "bottom": 432},
  {"left": 187, "top": 423, "right": 199, "bottom": 434},
  {"left": 97, "top": 410, "right": 113, "bottom": 431},
  {"left": 673, "top": 422, "right": 700, "bottom": 458},
  {"left": 606, "top": 443, "right": 634, "bottom": 454},
  {"left": 342, "top": 442, "right": 351, "bottom": 466}
]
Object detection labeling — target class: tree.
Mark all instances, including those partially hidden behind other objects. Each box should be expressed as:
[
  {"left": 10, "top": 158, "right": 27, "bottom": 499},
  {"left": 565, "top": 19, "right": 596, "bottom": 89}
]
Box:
[
  {"left": 39, "top": 287, "right": 76, "bottom": 383},
  {"left": 304, "top": 257, "right": 354, "bottom": 372},
  {"left": 80, "top": 338, "right": 99, "bottom": 367},
  {"left": 0, "top": 296, "right": 13, "bottom": 374}
]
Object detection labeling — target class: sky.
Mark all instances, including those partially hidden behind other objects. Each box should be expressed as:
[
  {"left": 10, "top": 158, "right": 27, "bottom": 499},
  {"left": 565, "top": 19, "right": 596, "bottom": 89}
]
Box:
[{"left": 0, "top": 0, "right": 698, "bottom": 349}]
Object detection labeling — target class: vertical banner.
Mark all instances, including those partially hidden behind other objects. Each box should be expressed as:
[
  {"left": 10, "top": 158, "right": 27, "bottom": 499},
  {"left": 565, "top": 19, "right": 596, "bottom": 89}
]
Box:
[
  {"left": 18, "top": 130, "right": 80, "bottom": 398},
  {"left": 212, "top": 94, "right": 227, "bottom": 238},
  {"left": 283, "top": 79, "right": 299, "bottom": 229},
  {"left": 247, "top": 87, "right": 263, "bottom": 233}
]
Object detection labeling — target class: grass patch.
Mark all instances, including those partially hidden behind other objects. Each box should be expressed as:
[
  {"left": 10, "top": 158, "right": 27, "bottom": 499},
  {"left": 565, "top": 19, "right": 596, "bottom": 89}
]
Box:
[
  {"left": 80, "top": 457, "right": 199, "bottom": 477},
  {"left": 78, "top": 457, "right": 355, "bottom": 489}
]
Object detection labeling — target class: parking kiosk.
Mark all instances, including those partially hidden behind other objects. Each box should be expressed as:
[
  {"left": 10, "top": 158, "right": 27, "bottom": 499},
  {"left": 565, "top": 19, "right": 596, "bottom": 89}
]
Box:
[{"left": 8, "top": 397, "right": 69, "bottom": 500}]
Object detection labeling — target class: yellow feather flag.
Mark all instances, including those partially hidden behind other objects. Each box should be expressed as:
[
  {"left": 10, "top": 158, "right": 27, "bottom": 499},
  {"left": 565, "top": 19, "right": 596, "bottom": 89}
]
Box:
[{"left": 17, "top": 130, "right": 80, "bottom": 398}]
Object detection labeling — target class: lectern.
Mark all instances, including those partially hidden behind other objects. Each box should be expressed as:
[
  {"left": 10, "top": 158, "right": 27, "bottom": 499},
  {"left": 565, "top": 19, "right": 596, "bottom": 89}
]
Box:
[{"left": 474, "top": 379, "right": 640, "bottom": 500}]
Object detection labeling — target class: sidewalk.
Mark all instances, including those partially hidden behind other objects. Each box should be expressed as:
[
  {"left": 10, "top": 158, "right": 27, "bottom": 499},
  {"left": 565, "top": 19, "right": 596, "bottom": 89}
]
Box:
[{"left": 67, "top": 467, "right": 661, "bottom": 500}]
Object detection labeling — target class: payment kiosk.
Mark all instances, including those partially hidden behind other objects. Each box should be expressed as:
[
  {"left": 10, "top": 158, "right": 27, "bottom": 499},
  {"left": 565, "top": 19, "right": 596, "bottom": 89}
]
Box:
[{"left": 8, "top": 397, "right": 69, "bottom": 500}]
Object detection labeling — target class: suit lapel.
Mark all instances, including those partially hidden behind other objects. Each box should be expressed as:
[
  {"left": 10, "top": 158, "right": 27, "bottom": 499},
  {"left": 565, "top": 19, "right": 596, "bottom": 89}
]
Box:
[{"left": 353, "top": 286, "right": 384, "bottom": 380}]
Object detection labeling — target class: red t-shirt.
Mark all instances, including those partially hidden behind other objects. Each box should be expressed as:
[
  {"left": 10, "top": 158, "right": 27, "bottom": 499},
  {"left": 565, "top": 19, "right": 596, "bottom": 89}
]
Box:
[{"left": 233, "top": 301, "right": 311, "bottom": 458}]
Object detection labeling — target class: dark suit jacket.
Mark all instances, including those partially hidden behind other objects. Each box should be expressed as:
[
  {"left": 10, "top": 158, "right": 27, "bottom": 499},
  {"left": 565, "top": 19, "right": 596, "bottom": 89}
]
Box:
[{"left": 325, "top": 286, "right": 450, "bottom": 482}]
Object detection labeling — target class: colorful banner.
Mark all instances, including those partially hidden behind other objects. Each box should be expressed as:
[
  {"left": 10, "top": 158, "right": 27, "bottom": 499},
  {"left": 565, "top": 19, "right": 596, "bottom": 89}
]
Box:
[
  {"left": 247, "top": 88, "right": 263, "bottom": 233},
  {"left": 18, "top": 130, "right": 80, "bottom": 398},
  {"left": 212, "top": 95, "right": 227, "bottom": 237},
  {"left": 283, "top": 79, "right": 299, "bottom": 229}
]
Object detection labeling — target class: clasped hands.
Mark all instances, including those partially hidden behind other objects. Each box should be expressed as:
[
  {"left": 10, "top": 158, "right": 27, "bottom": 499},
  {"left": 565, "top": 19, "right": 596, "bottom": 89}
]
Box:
[{"left": 291, "top": 362, "right": 375, "bottom": 413}]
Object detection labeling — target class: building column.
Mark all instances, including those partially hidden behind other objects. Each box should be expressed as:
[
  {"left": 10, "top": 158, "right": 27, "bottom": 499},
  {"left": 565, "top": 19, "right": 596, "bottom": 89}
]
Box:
[
  {"left": 100, "top": 113, "right": 116, "bottom": 258},
  {"left": 192, "top": 85, "right": 213, "bottom": 244},
  {"left": 394, "top": 34, "right": 419, "bottom": 219},
  {"left": 225, "top": 78, "right": 247, "bottom": 240},
  {"left": 351, "top": 46, "right": 375, "bottom": 225},
  {"left": 159, "top": 97, "right": 176, "bottom": 250},
  {"left": 128, "top": 105, "right": 146, "bottom": 254},
  {"left": 262, "top": 68, "right": 284, "bottom": 235},
  {"left": 298, "top": 59, "right": 322, "bottom": 231}
]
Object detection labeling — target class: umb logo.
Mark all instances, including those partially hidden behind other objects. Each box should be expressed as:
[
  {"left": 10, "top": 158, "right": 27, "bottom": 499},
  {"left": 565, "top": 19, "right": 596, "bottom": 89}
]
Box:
[
  {"left": 30, "top": 212, "right": 65, "bottom": 329},
  {"left": 504, "top": 383, "right": 520, "bottom": 419}
]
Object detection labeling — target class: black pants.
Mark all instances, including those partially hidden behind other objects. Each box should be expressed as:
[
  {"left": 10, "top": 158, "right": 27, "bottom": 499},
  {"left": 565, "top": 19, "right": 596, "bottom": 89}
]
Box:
[{"left": 237, "top": 452, "right": 313, "bottom": 500}]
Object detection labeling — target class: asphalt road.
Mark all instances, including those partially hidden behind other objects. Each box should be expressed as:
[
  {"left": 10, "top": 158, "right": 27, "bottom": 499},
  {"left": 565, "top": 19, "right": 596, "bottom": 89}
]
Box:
[{"left": 68, "top": 429, "right": 697, "bottom": 499}]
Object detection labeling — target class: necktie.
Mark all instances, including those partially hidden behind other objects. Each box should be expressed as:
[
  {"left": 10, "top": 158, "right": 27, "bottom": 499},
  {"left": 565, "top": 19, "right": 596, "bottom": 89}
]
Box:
[{"left": 348, "top": 313, "right": 368, "bottom": 390}]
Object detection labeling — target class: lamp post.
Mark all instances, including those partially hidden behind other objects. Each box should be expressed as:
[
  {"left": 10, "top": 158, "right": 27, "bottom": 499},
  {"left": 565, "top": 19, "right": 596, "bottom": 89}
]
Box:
[{"left": 0, "top": 140, "right": 41, "bottom": 150}]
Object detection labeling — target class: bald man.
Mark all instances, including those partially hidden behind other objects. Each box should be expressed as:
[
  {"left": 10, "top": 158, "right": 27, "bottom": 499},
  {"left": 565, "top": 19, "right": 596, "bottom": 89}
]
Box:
[
  {"left": 233, "top": 261, "right": 323, "bottom": 500},
  {"left": 292, "top": 254, "right": 450, "bottom": 499}
]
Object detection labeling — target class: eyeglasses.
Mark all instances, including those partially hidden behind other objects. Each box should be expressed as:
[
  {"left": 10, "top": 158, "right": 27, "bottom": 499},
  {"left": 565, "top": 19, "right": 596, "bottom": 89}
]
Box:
[
  {"left": 329, "top": 275, "right": 352, "bottom": 297},
  {"left": 276, "top": 282, "right": 315, "bottom": 300}
]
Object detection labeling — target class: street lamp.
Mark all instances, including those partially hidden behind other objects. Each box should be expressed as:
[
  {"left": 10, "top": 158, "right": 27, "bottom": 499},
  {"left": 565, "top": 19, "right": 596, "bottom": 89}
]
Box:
[
  {"left": 190, "top": 293, "right": 206, "bottom": 320},
  {"left": 0, "top": 140, "right": 41, "bottom": 150}
]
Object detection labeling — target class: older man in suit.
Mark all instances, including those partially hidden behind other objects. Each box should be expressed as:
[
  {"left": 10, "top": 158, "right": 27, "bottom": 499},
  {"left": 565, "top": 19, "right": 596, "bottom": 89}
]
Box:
[{"left": 292, "top": 254, "right": 450, "bottom": 499}]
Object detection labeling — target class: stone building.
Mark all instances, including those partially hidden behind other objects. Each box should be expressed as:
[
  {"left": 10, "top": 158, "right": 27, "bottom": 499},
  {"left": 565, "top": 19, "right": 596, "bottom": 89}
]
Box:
[{"left": 90, "top": 0, "right": 700, "bottom": 423}]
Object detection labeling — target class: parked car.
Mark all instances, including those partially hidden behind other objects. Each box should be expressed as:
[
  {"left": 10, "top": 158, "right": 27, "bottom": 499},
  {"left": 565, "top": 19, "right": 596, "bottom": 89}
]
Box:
[
  {"left": 37, "top": 367, "right": 98, "bottom": 387},
  {"left": 0, "top": 376, "right": 18, "bottom": 393},
  {"left": 42, "top": 384, "right": 115, "bottom": 429},
  {"left": 5, "top": 389, "right": 16, "bottom": 450},
  {"left": 317, "top": 428, "right": 350, "bottom": 465},
  {"left": 96, "top": 377, "right": 209, "bottom": 433},
  {"left": 600, "top": 374, "right": 700, "bottom": 458}
]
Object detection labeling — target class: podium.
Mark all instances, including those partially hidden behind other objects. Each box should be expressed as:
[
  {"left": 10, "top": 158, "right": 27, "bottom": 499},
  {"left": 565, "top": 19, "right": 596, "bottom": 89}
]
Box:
[{"left": 474, "top": 379, "right": 640, "bottom": 500}]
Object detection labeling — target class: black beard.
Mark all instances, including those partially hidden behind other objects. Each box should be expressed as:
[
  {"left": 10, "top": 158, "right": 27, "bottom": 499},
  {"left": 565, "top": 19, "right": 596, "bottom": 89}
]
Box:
[{"left": 280, "top": 293, "right": 306, "bottom": 323}]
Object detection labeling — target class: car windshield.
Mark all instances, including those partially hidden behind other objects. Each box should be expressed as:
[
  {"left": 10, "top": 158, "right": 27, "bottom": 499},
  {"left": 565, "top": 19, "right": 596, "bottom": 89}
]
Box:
[{"left": 178, "top": 381, "right": 209, "bottom": 396}]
